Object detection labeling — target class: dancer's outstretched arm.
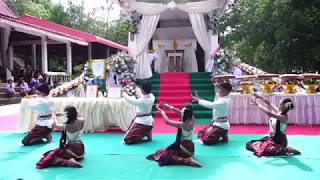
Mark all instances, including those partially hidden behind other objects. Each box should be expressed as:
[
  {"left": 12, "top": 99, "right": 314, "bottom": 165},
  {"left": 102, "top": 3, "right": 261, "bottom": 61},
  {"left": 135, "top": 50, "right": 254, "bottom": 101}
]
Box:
[
  {"left": 191, "top": 95, "right": 224, "bottom": 110},
  {"left": 53, "top": 120, "right": 65, "bottom": 130},
  {"left": 122, "top": 91, "right": 143, "bottom": 107},
  {"left": 253, "top": 93, "right": 278, "bottom": 113},
  {"left": 256, "top": 102, "right": 288, "bottom": 123},
  {"left": 156, "top": 105, "right": 183, "bottom": 128},
  {"left": 161, "top": 103, "right": 181, "bottom": 115}
]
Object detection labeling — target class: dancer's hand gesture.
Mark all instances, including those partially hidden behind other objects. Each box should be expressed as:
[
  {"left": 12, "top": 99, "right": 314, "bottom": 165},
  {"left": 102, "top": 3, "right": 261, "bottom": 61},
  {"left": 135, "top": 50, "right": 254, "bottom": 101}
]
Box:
[
  {"left": 156, "top": 104, "right": 165, "bottom": 116},
  {"left": 162, "top": 103, "right": 171, "bottom": 109},
  {"left": 253, "top": 92, "right": 262, "bottom": 99},
  {"left": 191, "top": 94, "right": 200, "bottom": 104},
  {"left": 158, "top": 102, "right": 165, "bottom": 108}
]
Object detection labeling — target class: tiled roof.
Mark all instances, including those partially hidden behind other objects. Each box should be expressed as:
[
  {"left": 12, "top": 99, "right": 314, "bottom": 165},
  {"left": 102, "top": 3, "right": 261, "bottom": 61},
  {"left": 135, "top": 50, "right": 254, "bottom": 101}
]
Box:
[
  {"left": 0, "top": 0, "right": 16, "bottom": 18},
  {"left": 18, "top": 15, "right": 128, "bottom": 51}
]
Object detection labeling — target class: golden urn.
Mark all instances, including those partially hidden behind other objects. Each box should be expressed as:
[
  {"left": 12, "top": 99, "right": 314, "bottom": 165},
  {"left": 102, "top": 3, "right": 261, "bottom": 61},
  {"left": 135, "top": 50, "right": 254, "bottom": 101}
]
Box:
[
  {"left": 302, "top": 74, "right": 320, "bottom": 94},
  {"left": 257, "top": 74, "right": 279, "bottom": 93},
  {"left": 279, "top": 74, "right": 302, "bottom": 94},
  {"left": 236, "top": 75, "right": 256, "bottom": 94},
  {"left": 239, "top": 81, "right": 254, "bottom": 94}
]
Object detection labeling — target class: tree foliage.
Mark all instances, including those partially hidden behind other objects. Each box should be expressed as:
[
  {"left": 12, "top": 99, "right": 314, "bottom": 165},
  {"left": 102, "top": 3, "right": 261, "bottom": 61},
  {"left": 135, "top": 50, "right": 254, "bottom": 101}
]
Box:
[
  {"left": 7, "top": 0, "right": 129, "bottom": 45},
  {"left": 219, "top": 0, "right": 320, "bottom": 73}
]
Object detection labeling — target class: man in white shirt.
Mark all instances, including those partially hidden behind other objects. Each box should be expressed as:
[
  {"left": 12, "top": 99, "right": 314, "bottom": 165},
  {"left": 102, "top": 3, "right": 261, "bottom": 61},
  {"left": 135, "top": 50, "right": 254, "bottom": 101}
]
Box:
[
  {"left": 191, "top": 82, "right": 232, "bottom": 145},
  {"left": 122, "top": 83, "right": 155, "bottom": 144},
  {"left": 148, "top": 50, "right": 157, "bottom": 73},
  {"left": 22, "top": 83, "right": 54, "bottom": 146}
]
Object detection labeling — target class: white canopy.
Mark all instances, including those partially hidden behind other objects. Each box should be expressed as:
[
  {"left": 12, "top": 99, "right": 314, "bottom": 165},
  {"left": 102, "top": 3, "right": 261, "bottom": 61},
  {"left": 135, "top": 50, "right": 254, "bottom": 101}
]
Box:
[
  {"left": 117, "top": 0, "right": 227, "bottom": 15},
  {"left": 124, "top": 0, "right": 227, "bottom": 79}
]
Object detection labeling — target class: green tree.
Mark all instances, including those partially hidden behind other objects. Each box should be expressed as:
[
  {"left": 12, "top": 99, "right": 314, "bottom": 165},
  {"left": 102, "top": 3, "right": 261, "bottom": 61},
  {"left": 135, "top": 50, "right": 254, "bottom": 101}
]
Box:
[
  {"left": 7, "top": 0, "right": 129, "bottom": 45},
  {"left": 219, "top": 0, "right": 320, "bottom": 73},
  {"left": 7, "top": 0, "right": 52, "bottom": 19},
  {"left": 106, "top": 12, "right": 130, "bottom": 45}
]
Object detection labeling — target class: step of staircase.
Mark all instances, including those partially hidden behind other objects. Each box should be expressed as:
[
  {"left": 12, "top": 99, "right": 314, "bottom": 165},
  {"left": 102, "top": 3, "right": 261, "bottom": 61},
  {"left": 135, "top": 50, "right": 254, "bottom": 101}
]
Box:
[{"left": 0, "top": 97, "right": 22, "bottom": 106}]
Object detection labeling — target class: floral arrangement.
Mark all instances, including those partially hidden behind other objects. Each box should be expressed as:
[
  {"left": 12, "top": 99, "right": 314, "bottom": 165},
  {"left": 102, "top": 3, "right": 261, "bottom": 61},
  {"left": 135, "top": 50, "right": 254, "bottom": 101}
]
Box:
[
  {"left": 238, "top": 63, "right": 266, "bottom": 75},
  {"left": 303, "top": 79, "right": 318, "bottom": 85},
  {"left": 208, "top": 11, "right": 220, "bottom": 34},
  {"left": 279, "top": 74, "right": 302, "bottom": 85},
  {"left": 108, "top": 51, "right": 135, "bottom": 75},
  {"left": 118, "top": 73, "right": 135, "bottom": 86},
  {"left": 212, "top": 48, "right": 237, "bottom": 75},
  {"left": 50, "top": 74, "right": 84, "bottom": 97},
  {"left": 301, "top": 74, "right": 320, "bottom": 85},
  {"left": 118, "top": 73, "right": 137, "bottom": 97},
  {"left": 128, "top": 11, "right": 141, "bottom": 34},
  {"left": 280, "top": 79, "right": 300, "bottom": 85},
  {"left": 259, "top": 80, "right": 277, "bottom": 85}
]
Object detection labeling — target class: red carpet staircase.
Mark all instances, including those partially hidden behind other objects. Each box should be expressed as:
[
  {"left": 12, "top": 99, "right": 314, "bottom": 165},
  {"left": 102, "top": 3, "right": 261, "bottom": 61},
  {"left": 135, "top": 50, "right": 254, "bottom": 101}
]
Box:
[{"left": 153, "top": 72, "right": 191, "bottom": 133}]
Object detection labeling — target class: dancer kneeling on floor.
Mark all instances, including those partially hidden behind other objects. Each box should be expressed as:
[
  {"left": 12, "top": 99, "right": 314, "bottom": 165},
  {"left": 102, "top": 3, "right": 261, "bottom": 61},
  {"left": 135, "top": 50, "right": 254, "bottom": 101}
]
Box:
[
  {"left": 22, "top": 83, "right": 54, "bottom": 146},
  {"left": 36, "top": 106, "right": 85, "bottom": 168},
  {"left": 246, "top": 93, "right": 301, "bottom": 157},
  {"left": 191, "top": 82, "right": 232, "bottom": 145},
  {"left": 122, "top": 83, "right": 155, "bottom": 144},
  {"left": 147, "top": 103, "right": 202, "bottom": 167}
]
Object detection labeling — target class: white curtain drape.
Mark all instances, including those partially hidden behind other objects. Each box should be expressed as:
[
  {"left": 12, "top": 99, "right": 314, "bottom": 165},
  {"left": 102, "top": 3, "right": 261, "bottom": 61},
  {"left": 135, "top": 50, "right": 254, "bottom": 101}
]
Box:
[
  {"left": 132, "top": 0, "right": 227, "bottom": 14},
  {"left": 177, "top": 0, "right": 226, "bottom": 13},
  {"left": 189, "top": 13, "right": 211, "bottom": 66},
  {"left": 133, "top": 15, "right": 160, "bottom": 79},
  {"left": 183, "top": 48, "right": 198, "bottom": 72},
  {"left": 132, "top": 1, "right": 168, "bottom": 15},
  {"left": 154, "top": 49, "right": 167, "bottom": 72},
  {"left": 188, "top": 13, "right": 210, "bottom": 53}
]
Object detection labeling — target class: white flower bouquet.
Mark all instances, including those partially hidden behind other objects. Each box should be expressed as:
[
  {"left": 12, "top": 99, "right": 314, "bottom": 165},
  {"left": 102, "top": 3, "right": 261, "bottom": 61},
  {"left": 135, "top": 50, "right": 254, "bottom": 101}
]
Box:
[{"left": 108, "top": 51, "right": 135, "bottom": 75}]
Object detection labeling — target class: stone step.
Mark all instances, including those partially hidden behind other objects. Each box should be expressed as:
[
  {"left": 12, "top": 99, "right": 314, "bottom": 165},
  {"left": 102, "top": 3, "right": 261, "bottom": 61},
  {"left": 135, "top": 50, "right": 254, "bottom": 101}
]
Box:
[{"left": 0, "top": 97, "right": 22, "bottom": 106}]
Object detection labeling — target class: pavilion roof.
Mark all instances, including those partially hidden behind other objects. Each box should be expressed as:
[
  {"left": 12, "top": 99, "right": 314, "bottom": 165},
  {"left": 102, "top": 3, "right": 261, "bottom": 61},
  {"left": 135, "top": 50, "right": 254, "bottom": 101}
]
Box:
[
  {"left": 18, "top": 15, "right": 128, "bottom": 51},
  {"left": 0, "top": 0, "right": 16, "bottom": 18}
]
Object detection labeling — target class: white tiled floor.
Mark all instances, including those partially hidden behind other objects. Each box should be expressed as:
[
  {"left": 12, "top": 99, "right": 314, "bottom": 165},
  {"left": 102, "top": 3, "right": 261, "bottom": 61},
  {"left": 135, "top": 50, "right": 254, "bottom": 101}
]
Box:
[{"left": 0, "top": 104, "right": 19, "bottom": 116}]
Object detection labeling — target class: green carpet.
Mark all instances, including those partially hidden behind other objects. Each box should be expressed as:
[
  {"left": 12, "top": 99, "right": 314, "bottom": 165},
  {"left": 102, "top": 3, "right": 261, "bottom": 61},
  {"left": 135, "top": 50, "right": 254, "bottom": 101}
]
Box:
[
  {"left": 190, "top": 72, "right": 215, "bottom": 125},
  {"left": 0, "top": 133, "right": 319, "bottom": 180}
]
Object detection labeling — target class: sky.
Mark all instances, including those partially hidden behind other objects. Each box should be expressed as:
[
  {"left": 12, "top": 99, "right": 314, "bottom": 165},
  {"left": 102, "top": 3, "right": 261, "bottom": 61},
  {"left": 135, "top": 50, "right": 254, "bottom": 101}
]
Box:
[{"left": 52, "top": 0, "right": 122, "bottom": 22}]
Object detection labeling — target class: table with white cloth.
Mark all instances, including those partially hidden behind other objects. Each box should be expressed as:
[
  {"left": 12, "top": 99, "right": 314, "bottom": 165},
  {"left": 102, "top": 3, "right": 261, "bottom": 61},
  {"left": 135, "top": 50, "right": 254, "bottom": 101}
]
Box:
[
  {"left": 229, "top": 93, "right": 320, "bottom": 125},
  {"left": 16, "top": 97, "right": 136, "bottom": 133}
]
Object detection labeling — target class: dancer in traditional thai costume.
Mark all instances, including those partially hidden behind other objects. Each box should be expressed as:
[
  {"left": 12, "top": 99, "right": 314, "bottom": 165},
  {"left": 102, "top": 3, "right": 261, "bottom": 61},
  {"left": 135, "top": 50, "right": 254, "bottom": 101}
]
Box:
[
  {"left": 147, "top": 103, "right": 202, "bottom": 167},
  {"left": 122, "top": 83, "right": 155, "bottom": 144},
  {"left": 246, "top": 93, "right": 301, "bottom": 157},
  {"left": 191, "top": 82, "right": 232, "bottom": 145},
  {"left": 22, "top": 83, "right": 54, "bottom": 146},
  {"left": 36, "top": 106, "right": 85, "bottom": 168}
]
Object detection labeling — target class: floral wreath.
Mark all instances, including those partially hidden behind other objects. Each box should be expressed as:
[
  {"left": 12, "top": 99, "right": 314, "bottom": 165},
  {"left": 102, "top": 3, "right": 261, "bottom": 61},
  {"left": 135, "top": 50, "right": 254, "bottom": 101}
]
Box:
[{"left": 284, "top": 102, "right": 294, "bottom": 110}]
